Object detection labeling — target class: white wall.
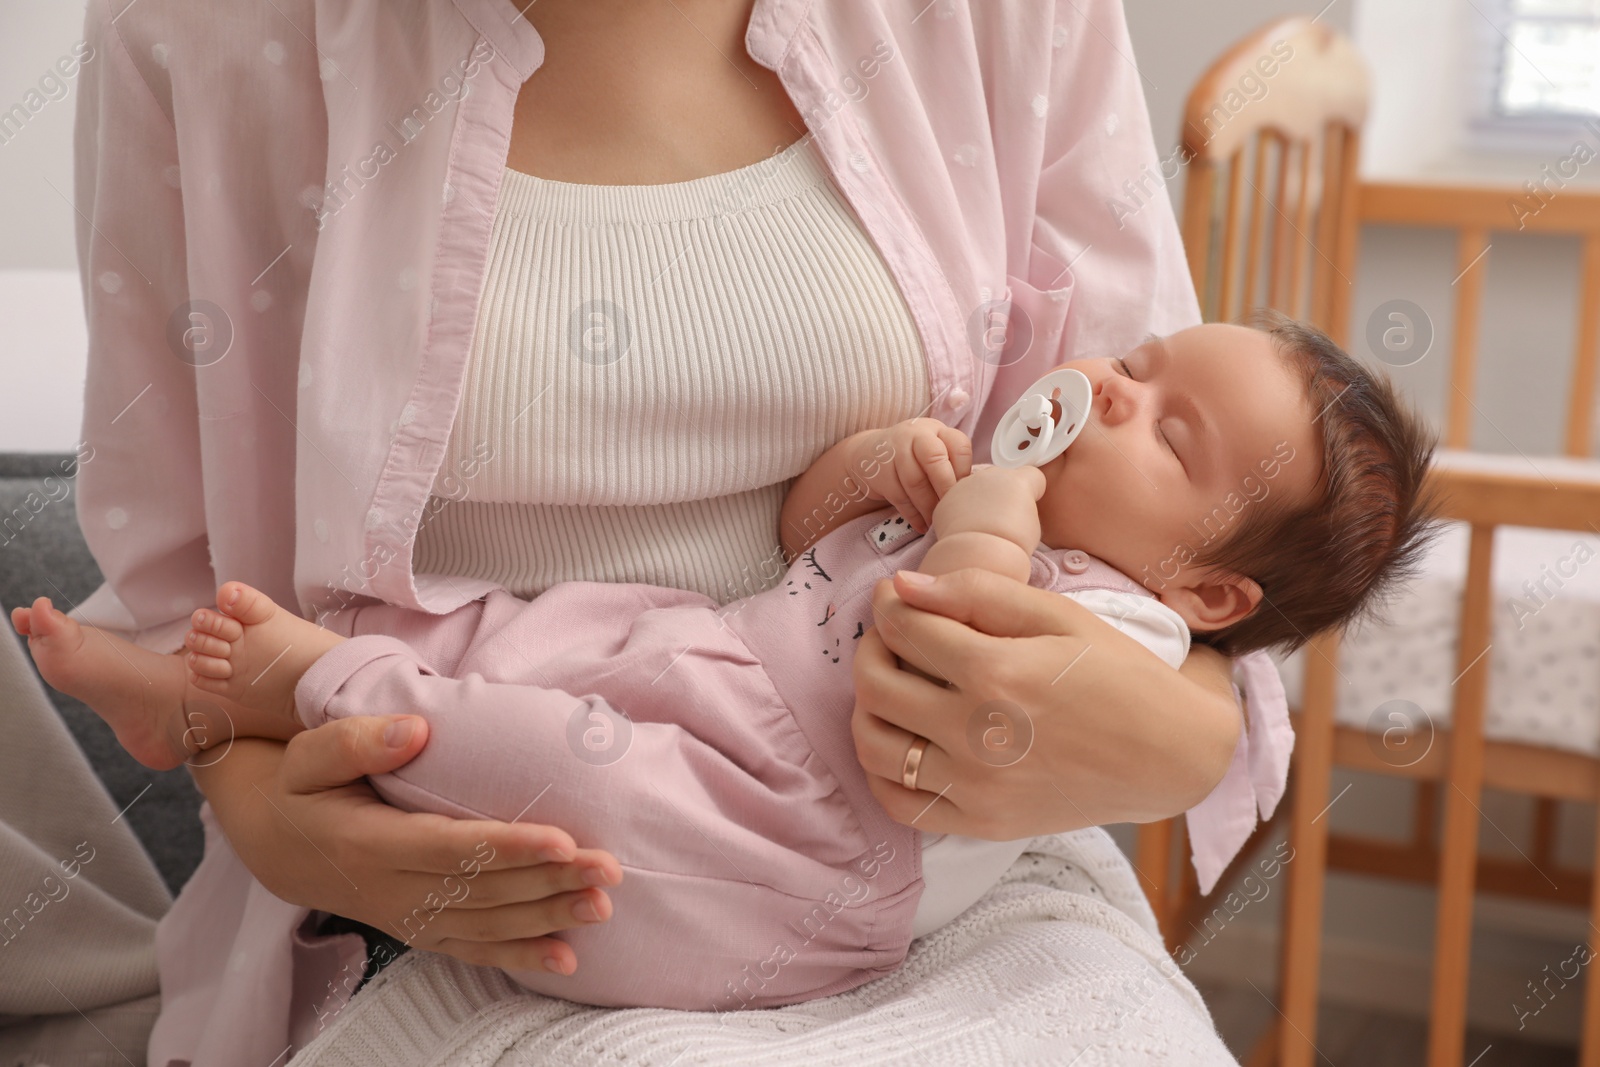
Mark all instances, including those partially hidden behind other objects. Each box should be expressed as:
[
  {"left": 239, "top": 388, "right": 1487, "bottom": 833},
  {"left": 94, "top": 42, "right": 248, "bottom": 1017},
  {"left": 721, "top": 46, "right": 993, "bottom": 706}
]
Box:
[
  {"left": 1351, "top": 0, "right": 1465, "bottom": 177},
  {"left": 0, "top": 1, "right": 93, "bottom": 452},
  {"left": 1346, "top": 0, "right": 1600, "bottom": 462},
  {"left": 0, "top": 1, "right": 89, "bottom": 271}
]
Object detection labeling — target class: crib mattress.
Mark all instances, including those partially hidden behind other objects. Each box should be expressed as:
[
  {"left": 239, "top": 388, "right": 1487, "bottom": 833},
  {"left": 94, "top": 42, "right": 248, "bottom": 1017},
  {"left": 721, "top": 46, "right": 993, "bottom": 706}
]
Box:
[{"left": 1276, "top": 451, "right": 1600, "bottom": 758}]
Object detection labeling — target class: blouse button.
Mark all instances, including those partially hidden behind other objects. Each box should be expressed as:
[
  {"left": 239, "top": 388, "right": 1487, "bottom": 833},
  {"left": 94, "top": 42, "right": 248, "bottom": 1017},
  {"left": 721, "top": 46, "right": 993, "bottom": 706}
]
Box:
[
  {"left": 945, "top": 387, "right": 971, "bottom": 414},
  {"left": 1062, "top": 550, "right": 1091, "bottom": 574}
]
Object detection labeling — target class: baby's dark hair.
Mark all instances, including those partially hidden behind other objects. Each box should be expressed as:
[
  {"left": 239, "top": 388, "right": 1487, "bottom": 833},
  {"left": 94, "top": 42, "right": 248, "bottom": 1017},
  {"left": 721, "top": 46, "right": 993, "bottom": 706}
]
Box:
[{"left": 1192, "top": 310, "right": 1440, "bottom": 657}]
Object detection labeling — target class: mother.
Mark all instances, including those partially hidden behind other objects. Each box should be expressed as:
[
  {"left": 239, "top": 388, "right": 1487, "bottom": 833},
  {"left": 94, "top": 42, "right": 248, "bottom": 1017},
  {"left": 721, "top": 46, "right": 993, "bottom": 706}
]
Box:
[{"left": 50, "top": 0, "right": 1242, "bottom": 1061}]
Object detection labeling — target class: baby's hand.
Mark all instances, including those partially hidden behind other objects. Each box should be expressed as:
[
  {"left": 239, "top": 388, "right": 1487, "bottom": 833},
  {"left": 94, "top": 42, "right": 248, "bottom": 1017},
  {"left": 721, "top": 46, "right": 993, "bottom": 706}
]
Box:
[
  {"left": 927, "top": 463, "right": 1047, "bottom": 553},
  {"left": 851, "top": 418, "right": 973, "bottom": 532}
]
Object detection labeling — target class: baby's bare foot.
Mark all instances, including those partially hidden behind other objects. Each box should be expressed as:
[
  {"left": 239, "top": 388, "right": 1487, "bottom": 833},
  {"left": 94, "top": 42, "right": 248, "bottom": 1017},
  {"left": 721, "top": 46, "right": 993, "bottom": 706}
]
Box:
[
  {"left": 11, "top": 597, "right": 235, "bottom": 770},
  {"left": 183, "top": 580, "right": 343, "bottom": 732}
]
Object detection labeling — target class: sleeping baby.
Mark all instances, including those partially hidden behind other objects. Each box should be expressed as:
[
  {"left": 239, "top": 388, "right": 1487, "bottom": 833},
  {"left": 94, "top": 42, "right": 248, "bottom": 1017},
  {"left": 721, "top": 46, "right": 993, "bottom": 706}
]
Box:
[{"left": 15, "top": 310, "right": 1436, "bottom": 1017}]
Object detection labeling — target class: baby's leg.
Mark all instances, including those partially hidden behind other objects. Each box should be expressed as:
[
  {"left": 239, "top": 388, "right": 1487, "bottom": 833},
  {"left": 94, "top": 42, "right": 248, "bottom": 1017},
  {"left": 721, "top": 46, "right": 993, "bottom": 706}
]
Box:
[
  {"left": 10, "top": 597, "right": 260, "bottom": 770},
  {"left": 289, "top": 583, "right": 921, "bottom": 1011}
]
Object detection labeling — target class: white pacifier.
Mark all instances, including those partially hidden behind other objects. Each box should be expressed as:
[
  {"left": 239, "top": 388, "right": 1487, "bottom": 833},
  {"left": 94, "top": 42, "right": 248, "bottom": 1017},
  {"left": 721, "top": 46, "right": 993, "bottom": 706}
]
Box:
[{"left": 989, "top": 367, "right": 1094, "bottom": 468}]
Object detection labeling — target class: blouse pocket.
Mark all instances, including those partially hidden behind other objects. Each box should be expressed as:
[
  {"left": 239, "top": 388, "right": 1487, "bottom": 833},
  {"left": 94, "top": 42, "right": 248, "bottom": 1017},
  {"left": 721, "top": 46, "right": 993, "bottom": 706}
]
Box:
[{"left": 991, "top": 245, "right": 1075, "bottom": 372}]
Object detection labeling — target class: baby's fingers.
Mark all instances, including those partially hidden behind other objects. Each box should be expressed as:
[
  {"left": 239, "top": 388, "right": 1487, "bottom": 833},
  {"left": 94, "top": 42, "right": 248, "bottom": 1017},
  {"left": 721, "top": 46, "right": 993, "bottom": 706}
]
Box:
[
  {"left": 893, "top": 446, "right": 940, "bottom": 530},
  {"left": 881, "top": 483, "right": 926, "bottom": 532},
  {"left": 939, "top": 425, "right": 974, "bottom": 483},
  {"left": 912, "top": 431, "right": 961, "bottom": 500}
]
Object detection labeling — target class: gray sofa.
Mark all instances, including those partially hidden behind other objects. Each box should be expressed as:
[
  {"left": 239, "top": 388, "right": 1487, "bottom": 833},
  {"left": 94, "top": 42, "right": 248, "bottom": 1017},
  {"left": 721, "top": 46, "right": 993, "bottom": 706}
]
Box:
[{"left": 1, "top": 452, "right": 203, "bottom": 894}]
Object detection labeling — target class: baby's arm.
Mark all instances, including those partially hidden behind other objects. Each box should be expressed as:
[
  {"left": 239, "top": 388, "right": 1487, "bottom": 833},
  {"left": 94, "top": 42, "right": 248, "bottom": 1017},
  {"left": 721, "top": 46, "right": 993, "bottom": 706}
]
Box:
[
  {"left": 780, "top": 418, "right": 972, "bottom": 561},
  {"left": 917, "top": 464, "right": 1046, "bottom": 587},
  {"left": 779, "top": 430, "right": 888, "bottom": 560}
]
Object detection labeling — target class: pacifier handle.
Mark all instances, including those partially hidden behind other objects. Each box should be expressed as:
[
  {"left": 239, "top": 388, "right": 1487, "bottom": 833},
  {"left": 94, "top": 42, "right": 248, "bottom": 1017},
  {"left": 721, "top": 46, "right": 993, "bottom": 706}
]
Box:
[
  {"left": 1015, "top": 394, "right": 1056, "bottom": 454},
  {"left": 990, "top": 367, "right": 1093, "bottom": 469}
]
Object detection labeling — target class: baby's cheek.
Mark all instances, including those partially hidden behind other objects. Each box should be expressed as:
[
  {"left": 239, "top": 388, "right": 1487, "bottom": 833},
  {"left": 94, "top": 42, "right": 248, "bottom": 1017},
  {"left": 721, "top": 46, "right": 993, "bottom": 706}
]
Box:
[{"left": 1089, "top": 488, "right": 1182, "bottom": 573}]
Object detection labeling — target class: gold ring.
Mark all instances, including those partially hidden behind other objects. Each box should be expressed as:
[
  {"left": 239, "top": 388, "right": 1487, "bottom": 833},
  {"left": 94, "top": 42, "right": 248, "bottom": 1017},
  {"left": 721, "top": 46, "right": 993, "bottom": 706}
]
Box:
[{"left": 902, "top": 736, "right": 930, "bottom": 791}]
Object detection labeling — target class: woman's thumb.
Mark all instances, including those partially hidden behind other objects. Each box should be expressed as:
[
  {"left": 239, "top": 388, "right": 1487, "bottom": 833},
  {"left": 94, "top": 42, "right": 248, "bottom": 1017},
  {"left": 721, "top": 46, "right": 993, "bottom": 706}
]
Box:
[{"left": 282, "top": 715, "right": 429, "bottom": 793}]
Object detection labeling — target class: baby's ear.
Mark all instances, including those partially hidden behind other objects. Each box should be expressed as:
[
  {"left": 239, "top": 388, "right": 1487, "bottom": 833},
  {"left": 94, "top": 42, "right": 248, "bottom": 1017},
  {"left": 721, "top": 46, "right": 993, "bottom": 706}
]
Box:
[{"left": 1159, "top": 569, "right": 1262, "bottom": 634}]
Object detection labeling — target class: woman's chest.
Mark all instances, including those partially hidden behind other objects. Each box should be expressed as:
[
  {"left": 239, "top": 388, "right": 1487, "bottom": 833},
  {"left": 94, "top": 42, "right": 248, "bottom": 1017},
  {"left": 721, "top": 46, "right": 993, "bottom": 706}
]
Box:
[
  {"left": 504, "top": 0, "right": 807, "bottom": 185},
  {"left": 434, "top": 140, "right": 931, "bottom": 508}
]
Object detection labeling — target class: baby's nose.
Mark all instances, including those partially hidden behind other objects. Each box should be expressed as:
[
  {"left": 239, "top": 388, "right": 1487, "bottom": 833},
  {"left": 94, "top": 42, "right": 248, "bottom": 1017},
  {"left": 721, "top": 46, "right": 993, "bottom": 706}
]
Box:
[{"left": 1095, "top": 375, "right": 1137, "bottom": 424}]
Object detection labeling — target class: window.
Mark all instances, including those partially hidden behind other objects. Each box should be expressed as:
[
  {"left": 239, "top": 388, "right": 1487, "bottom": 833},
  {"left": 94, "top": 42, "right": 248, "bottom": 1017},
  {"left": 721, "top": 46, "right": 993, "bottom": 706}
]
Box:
[
  {"left": 1498, "top": 0, "right": 1600, "bottom": 116},
  {"left": 1468, "top": 0, "right": 1600, "bottom": 149}
]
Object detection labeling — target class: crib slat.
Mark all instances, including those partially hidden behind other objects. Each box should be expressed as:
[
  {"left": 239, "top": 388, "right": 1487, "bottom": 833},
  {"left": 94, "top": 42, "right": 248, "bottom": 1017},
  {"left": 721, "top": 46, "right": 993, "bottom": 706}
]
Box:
[
  {"left": 1271, "top": 140, "right": 1301, "bottom": 313},
  {"left": 1219, "top": 148, "right": 1245, "bottom": 322},
  {"left": 1183, "top": 163, "right": 1217, "bottom": 319},
  {"left": 1583, "top": 796, "right": 1600, "bottom": 1065},
  {"left": 1309, "top": 124, "right": 1343, "bottom": 332},
  {"left": 1565, "top": 234, "right": 1600, "bottom": 457},
  {"left": 1243, "top": 135, "right": 1272, "bottom": 312},
  {"left": 1427, "top": 523, "right": 1496, "bottom": 1067},
  {"left": 1327, "top": 127, "right": 1362, "bottom": 346},
  {"left": 1446, "top": 229, "right": 1490, "bottom": 450},
  {"left": 1285, "top": 140, "right": 1315, "bottom": 320},
  {"left": 1278, "top": 630, "right": 1341, "bottom": 1067},
  {"left": 1134, "top": 817, "right": 1175, "bottom": 940}
]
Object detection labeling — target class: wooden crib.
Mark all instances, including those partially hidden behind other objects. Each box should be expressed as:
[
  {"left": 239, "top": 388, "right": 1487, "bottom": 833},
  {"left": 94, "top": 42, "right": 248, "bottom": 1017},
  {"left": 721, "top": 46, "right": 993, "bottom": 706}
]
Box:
[
  {"left": 1132, "top": 16, "right": 1600, "bottom": 1067},
  {"left": 1274, "top": 185, "right": 1600, "bottom": 1067}
]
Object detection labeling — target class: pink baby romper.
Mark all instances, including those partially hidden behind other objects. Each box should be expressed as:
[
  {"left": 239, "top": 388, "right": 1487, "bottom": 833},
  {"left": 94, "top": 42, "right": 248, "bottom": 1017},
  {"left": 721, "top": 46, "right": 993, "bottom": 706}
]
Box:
[{"left": 282, "top": 506, "right": 1156, "bottom": 1013}]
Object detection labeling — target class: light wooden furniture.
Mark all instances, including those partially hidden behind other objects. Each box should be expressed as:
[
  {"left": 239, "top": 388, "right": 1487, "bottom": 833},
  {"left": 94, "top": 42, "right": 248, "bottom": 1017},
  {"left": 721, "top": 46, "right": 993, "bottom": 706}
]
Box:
[
  {"left": 1131, "top": 13, "right": 1370, "bottom": 953},
  {"left": 1175, "top": 16, "right": 1368, "bottom": 335},
  {"left": 1136, "top": 17, "right": 1600, "bottom": 1067},
  {"left": 1274, "top": 184, "right": 1600, "bottom": 1067}
]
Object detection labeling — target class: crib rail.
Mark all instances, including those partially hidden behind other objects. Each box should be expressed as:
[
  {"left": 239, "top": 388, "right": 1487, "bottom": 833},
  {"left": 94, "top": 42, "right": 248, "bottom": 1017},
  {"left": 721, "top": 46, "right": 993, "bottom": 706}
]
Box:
[
  {"left": 1277, "top": 456, "right": 1600, "bottom": 1066},
  {"left": 1358, "top": 182, "right": 1600, "bottom": 457}
]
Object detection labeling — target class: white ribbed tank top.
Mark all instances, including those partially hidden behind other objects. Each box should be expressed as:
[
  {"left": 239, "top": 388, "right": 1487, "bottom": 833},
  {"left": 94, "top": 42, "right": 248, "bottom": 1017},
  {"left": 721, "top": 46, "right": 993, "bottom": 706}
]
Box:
[{"left": 412, "top": 134, "right": 930, "bottom": 602}]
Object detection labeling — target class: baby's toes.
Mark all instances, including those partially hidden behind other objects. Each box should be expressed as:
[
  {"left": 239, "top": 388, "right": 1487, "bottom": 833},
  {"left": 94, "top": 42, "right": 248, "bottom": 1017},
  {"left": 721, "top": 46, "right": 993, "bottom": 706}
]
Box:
[
  {"left": 11, "top": 605, "right": 31, "bottom": 635},
  {"left": 29, "top": 598, "right": 79, "bottom": 644},
  {"left": 216, "top": 581, "right": 275, "bottom": 627},
  {"left": 186, "top": 651, "right": 233, "bottom": 680},
  {"left": 190, "top": 608, "right": 243, "bottom": 643},
  {"left": 184, "top": 628, "right": 232, "bottom": 660},
  {"left": 188, "top": 673, "right": 233, "bottom": 698}
]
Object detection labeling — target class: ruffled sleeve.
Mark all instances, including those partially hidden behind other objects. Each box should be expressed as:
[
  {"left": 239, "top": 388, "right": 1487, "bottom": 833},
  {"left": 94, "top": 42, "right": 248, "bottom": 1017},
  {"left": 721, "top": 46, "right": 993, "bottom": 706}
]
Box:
[{"left": 1184, "top": 650, "right": 1296, "bottom": 894}]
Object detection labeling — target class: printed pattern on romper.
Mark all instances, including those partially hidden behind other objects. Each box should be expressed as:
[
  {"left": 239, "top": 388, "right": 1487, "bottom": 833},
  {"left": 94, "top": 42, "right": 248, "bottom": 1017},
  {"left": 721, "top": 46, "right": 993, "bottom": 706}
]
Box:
[{"left": 765, "top": 511, "right": 928, "bottom": 670}]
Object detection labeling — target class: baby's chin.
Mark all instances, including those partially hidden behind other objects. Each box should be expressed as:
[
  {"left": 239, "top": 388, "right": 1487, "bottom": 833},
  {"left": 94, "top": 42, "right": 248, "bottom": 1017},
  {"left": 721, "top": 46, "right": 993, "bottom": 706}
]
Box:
[{"left": 1036, "top": 448, "right": 1135, "bottom": 563}]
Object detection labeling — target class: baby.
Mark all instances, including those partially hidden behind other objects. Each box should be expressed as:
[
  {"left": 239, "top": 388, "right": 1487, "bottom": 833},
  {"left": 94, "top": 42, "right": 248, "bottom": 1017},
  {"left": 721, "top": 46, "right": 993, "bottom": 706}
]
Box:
[{"left": 15, "top": 311, "right": 1436, "bottom": 1017}]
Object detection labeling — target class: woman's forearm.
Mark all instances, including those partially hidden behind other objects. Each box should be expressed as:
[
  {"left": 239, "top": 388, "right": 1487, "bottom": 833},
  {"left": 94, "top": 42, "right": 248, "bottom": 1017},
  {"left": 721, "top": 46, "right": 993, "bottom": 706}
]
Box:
[
  {"left": 1046, "top": 648, "right": 1241, "bottom": 826},
  {"left": 1155, "top": 645, "right": 1243, "bottom": 814}
]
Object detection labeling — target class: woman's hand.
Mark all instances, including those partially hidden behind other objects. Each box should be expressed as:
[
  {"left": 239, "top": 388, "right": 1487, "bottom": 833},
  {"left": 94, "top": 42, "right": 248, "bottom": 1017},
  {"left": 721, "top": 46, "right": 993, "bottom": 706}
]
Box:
[
  {"left": 189, "top": 715, "right": 623, "bottom": 976},
  {"left": 851, "top": 567, "right": 1241, "bottom": 839}
]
